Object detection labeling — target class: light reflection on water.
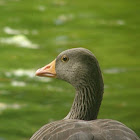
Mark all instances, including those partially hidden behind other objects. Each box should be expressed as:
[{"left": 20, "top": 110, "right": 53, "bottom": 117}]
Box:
[
  {"left": 0, "top": 35, "right": 39, "bottom": 49},
  {"left": 0, "top": 102, "right": 25, "bottom": 112},
  {"left": 11, "top": 80, "right": 26, "bottom": 87},
  {"left": 103, "top": 68, "right": 127, "bottom": 74},
  {"left": 5, "top": 69, "right": 52, "bottom": 83},
  {"left": 103, "top": 67, "right": 140, "bottom": 74}
]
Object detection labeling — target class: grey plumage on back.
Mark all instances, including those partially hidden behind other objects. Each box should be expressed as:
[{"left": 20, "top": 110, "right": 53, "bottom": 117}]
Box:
[{"left": 30, "top": 119, "right": 139, "bottom": 140}]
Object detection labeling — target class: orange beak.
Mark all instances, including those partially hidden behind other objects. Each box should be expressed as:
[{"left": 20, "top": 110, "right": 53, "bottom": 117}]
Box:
[{"left": 35, "top": 59, "right": 56, "bottom": 78}]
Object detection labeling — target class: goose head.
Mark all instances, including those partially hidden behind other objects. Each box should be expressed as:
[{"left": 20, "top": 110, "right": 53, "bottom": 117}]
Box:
[{"left": 36, "top": 48, "right": 103, "bottom": 89}]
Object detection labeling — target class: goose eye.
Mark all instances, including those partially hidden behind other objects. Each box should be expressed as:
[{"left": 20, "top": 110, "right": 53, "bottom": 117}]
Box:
[{"left": 61, "top": 55, "right": 69, "bottom": 62}]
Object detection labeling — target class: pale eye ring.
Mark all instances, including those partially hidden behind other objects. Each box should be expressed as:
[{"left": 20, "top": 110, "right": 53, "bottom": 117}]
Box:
[{"left": 61, "top": 55, "right": 69, "bottom": 62}]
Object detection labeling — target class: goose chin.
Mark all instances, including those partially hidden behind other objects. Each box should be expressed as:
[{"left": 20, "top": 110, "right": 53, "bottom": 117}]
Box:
[
  {"left": 39, "top": 73, "right": 56, "bottom": 78},
  {"left": 36, "top": 70, "right": 56, "bottom": 78}
]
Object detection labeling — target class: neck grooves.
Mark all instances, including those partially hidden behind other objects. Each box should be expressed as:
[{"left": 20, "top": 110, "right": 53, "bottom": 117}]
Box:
[{"left": 65, "top": 79, "right": 103, "bottom": 120}]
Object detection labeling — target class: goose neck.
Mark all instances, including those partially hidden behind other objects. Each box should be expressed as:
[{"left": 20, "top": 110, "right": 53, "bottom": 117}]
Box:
[{"left": 65, "top": 81, "right": 103, "bottom": 120}]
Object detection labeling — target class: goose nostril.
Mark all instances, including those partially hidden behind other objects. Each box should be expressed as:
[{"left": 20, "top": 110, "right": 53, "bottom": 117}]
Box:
[{"left": 45, "top": 65, "right": 51, "bottom": 69}]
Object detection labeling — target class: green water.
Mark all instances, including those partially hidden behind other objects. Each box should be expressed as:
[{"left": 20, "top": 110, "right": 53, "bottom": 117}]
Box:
[{"left": 0, "top": 0, "right": 140, "bottom": 139}]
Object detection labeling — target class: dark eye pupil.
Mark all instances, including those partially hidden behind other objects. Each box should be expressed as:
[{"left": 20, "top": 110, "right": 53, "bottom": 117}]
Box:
[{"left": 63, "top": 57, "right": 67, "bottom": 61}]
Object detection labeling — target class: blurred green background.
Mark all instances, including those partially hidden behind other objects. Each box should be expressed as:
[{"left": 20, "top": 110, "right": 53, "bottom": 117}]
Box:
[{"left": 0, "top": 0, "right": 140, "bottom": 139}]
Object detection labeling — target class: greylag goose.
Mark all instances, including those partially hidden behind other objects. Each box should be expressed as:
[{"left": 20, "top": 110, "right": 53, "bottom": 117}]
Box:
[{"left": 30, "top": 48, "right": 139, "bottom": 140}]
